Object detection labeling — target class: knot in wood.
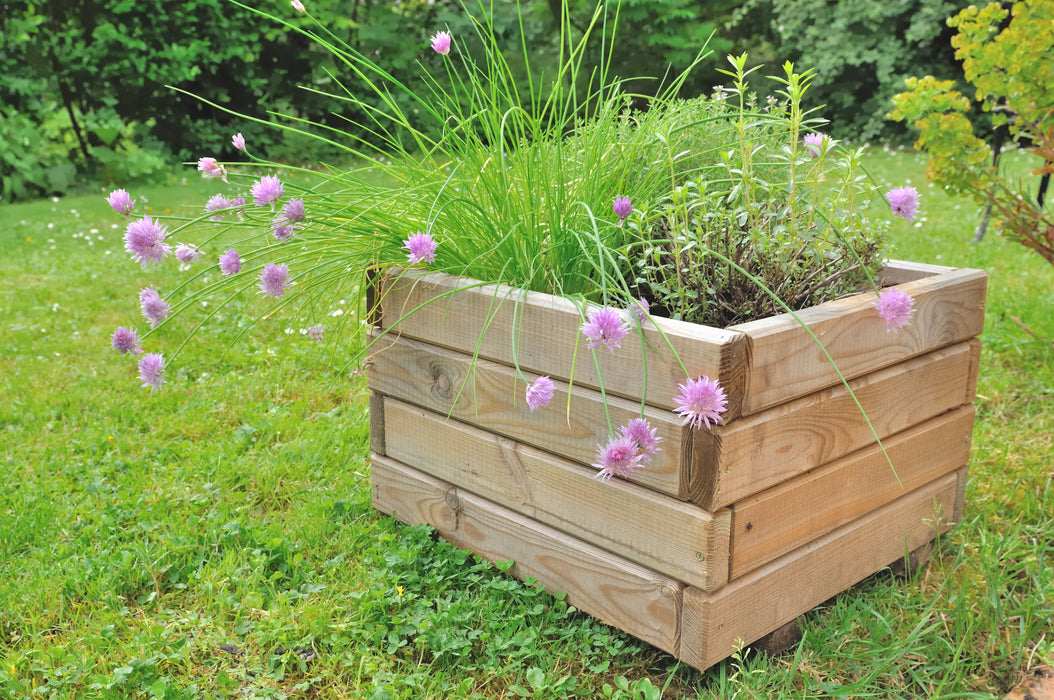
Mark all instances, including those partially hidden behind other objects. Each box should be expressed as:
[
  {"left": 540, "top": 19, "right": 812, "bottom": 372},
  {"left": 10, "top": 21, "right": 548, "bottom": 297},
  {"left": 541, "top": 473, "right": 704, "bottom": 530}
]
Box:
[
  {"left": 443, "top": 487, "right": 461, "bottom": 512},
  {"left": 428, "top": 361, "right": 453, "bottom": 400}
]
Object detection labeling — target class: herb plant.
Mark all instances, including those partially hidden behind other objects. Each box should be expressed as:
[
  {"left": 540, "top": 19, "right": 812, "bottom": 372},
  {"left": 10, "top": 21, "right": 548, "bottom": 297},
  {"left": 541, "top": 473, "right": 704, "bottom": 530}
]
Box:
[{"left": 105, "top": 0, "right": 918, "bottom": 472}]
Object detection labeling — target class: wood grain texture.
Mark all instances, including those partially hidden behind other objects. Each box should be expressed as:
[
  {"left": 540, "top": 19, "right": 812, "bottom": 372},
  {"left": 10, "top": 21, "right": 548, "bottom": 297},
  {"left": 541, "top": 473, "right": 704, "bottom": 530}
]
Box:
[
  {"left": 729, "top": 406, "right": 975, "bottom": 579},
  {"left": 382, "top": 397, "right": 731, "bottom": 591},
  {"left": 691, "top": 341, "right": 979, "bottom": 510},
  {"left": 372, "top": 269, "right": 749, "bottom": 418},
  {"left": 367, "top": 330, "right": 689, "bottom": 498},
  {"left": 370, "top": 454, "right": 684, "bottom": 655},
  {"left": 729, "top": 266, "right": 987, "bottom": 414},
  {"left": 680, "top": 471, "right": 960, "bottom": 671}
]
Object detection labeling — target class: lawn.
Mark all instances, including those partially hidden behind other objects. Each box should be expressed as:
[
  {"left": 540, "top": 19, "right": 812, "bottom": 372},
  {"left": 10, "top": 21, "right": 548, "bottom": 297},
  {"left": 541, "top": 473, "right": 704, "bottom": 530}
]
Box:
[{"left": 1, "top": 148, "right": 1051, "bottom": 698}]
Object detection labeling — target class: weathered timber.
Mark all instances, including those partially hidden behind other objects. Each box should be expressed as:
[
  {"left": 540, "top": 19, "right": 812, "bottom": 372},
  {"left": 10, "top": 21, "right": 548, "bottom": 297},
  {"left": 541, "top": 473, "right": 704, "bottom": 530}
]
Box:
[
  {"left": 729, "top": 266, "right": 987, "bottom": 414},
  {"left": 381, "top": 396, "right": 731, "bottom": 591},
  {"left": 370, "top": 454, "right": 685, "bottom": 655},
  {"left": 367, "top": 329, "right": 687, "bottom": 498},
  {"left": 679, "top": 471, "right": 960, "bottom": 671},
  {"left": 690, "top": 340, "right": 980, "bottom": 510},
  {"left": 729, "top": 406, "right": 975, "bottom": 578}
]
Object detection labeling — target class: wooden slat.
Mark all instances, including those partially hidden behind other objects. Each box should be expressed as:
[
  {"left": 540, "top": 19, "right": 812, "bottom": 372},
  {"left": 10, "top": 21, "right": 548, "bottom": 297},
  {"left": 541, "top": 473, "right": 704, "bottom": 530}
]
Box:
[
  {"left": 382, "top": 397, "right": 731, "bottom": 591},
  {"left": 370, "top": 454, "right": 684, "bottom": 655},
  {"left": 729, "top": 266, "right": 987, "bottom": 415},
  {"left": 690, "top": 341, "right": 979, "bottom": 510},
  {"left": 368, "top": 392, "right": 386, "bottom": 456},
  {"left": 729, "top": 406, "right": 975, "bottom": 579},
  {"left": 367, "top": 330, "right": 689, "bottom": 499},
  {"left": 371, "top": 452, "right": 460, "bottom": 536},
  {"left": 371, "top": 269, "right": 749, "bottom": 418},
  {"left": 679, "top": 470, "right": 960, "bottom": 672}
]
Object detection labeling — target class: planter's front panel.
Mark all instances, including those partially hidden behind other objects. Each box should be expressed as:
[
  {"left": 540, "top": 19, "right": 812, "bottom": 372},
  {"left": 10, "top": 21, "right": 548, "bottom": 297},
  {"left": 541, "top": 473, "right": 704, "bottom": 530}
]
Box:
[
  {"left": 680, "top": 468, "right": 964, "bottom": 671},
  {"left": 731, "top": 265, "right": 987, "bottom": 415},
  {"left": 371, "top": 454, "right": 685, "bottom": 656},
  {"left": 367, "top": 329, "right": 689, "bottom": 499},
  {"left": 690, "top": 340, "right": 981, "bottom": 510},
  {"left": 379, "top": 396, "right": 731, "bottom": 591},
  {"left": 728, "top": 406, "right": 975, "bottom": 578},
  {"left": 374, "top": 270, "right": 749, "bottom": 418}
]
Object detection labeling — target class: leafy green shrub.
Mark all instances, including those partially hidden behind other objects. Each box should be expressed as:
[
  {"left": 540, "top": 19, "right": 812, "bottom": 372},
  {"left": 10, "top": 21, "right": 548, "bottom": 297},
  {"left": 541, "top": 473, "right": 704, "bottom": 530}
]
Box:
[
  {"left": 735, "top": 0, "right": 964, "bottom": 142},
  {"left": 890, "top": 0, "right": 1054, "bottom": 266}
]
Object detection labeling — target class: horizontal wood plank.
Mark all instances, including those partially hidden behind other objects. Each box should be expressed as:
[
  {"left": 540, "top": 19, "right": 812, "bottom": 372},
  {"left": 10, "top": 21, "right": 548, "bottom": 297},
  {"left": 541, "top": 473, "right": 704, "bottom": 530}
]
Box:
[
  {"left": 729, "top": 266, "right": 987, "bottom": 414},
  {"left": 367, "top": 330, "right": 689, "bottom": 499},
  {"left": 382, "top": 397, "right": 731, "bottom": 591},
  {"left": 680, "top": 470, "right": 960, "bottom": 671},
  {"left": 729, "top": 406, "right": 975, "bottom": 579},
  {"left": 370, "top": 454, "right": 684, "bottom": 655},
  {"left": 690, "top": 341, "right": 980, "bottom": 510},
  {"left": 372, "top": 269, "right": 749, "bottom": 418}
]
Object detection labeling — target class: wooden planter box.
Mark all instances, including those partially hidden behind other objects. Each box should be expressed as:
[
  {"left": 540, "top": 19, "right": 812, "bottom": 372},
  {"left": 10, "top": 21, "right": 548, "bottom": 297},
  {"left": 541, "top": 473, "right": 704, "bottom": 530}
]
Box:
[{"left": 365, "top": 260, "right": 987, "bottom": 671}]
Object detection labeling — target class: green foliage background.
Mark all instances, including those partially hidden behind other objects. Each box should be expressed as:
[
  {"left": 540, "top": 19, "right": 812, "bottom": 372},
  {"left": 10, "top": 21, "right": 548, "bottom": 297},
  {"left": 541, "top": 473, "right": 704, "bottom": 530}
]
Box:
[
  {"left": 734, "top": 0, "right": 967, "bottom": 142},
  {"left": 1, "top": 0, "right": 968, "bottom": 202}
]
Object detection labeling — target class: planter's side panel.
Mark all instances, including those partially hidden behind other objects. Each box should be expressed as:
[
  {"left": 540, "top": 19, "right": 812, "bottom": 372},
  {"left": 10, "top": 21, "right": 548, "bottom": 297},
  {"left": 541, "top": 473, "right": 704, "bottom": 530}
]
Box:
[
  {"left": 380, "top": 397, "right": 730, "bottom": 591},
  {"left": 730, "top": 267, "right": 987, "bottom": 415},
  {"left": 729, "top": 406, "right": 975, "bottom": 578},
  {"left": 370, "top": 454, "right": 685, "bottom": 655},
  {"left": 691, "top": 340, "right": 980, "bottom": 510},
  {"left": 367, "top": 330, "right": 687, "bottom": 499},
  {"left": 679, "top": 469, "right": 962, "bottom": 672},
  {"left": 373, "top": 270, "right": 749, "bottom": 418}
]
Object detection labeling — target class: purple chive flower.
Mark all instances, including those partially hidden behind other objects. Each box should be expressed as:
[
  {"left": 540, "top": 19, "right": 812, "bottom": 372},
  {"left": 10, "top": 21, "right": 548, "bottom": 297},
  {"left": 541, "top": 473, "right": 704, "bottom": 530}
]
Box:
[
  {"left": 630, "top": 297, "right": 650, "bottom": 323},
  {"left": 673, "top": 375, "right": 727, "bottom": 430},
  {"left": 272, "top": 221, "right": 296, "bottom": 242},
  {"left": 291, "top": 0, "right": 305, "bottom": 11},
  {"left": 306, "top": 324, "right": 325, "bottom": 342},
  {"left": 613, "top": 195, "right": 632, "bottom": 223},
  {"left": 525, "top": 375, "right": 555, "bottom": 412},
  {"left": 874, "top": 288, "right": 915, "bottom": 333},
  {"left": 281, "top": 198, "right": 306, "bottom": 223},
  {"left": 138, "top": 353, "right": 166, "bottom": 392},
  {"left": 803, "top": 132, "right": 827, "bottom": 158},
  {"left": 886, "top": 186, "right": 920, "bottom": 222},
  {"left": 139, "top": 287, "right": 171, "bottom": 328},
  {"left": 251, "top": 175, "right": 284, "bottom": 208},
  {"left": 580, "top": 307, "right": 630, "bottom": 352},
  {"left": 206, "top": 194, "right": 231, "bottom": 221},
  {"left": 124, "top": 216, "right": 171, "bottom": 267},
  {"left": 106, "top": 189, "right": 136, "bottom": 216},
  {"left": 593, "top": 435, "right": 646, "bottom": 481},
  {"left": 403, "top": 231, "right": 438, "bottom": 264},
  {"left": 219, "top": 248, "right": 241, "bottom": 276},
  {"left": 431, "top": 30, "right": 451, "bottom": 55},
  {"left": 111, "top": 326, "right": 142, "bottom": 355},
  {"left": 259, "top": 262, "right": 289, "bottom": 298},
  {"left": 197, "top": 157, "right": 227, "bottom": 181},
  {"left": 230, "top": 196, "right": 247, "bottom": 219},
  {"left": 232, "top": 133, "right": 246, "bottom": 151},
  {"left": 619, "top": 418, "right": 662, "bottom": 459},
  {"left": 175, "top": 243, "right": 201, "bottom": 263}
]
